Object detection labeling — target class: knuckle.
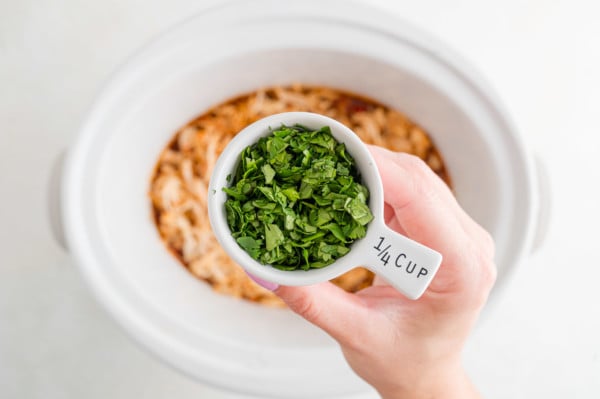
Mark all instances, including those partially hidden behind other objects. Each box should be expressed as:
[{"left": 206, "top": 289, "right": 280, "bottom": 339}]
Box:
[
  {"left": 399, "top": 153, "right": 432, "bottom": 178},
  {"left": 399, "top": 154, "right": 440, "bottom": 203},
  {"left": 475, "top": 230, "right": 497, "bottom": 289},
  {"left": 480, "top": 256, "right": 497, "bottom": 287},
  {"left": 462, "top": 237, "right": 497, "bottom": 308},
  {"left": 475, "top": 255, "right": 497, "bottom": 306},
  {"left": 464, "top": 223, "right": 496, "bottom": 287},
  {"left": 480, "top": 228, "right": 496, "bottom": 259}
]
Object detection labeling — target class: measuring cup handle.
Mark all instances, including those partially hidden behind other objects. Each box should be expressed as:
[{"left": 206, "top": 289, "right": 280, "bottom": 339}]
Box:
[{"left": 361, "top": 220, "right": 443, "bottom": 299}]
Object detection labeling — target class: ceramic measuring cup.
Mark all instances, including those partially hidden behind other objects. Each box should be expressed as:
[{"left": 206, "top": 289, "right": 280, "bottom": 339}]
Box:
[{"left": 208, "top": 112, "right": 442, "bottom": 299}]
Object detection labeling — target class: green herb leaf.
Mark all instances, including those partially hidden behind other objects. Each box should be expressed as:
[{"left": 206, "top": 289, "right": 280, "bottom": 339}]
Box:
[
  {"left": 265, "top": 223, "right": 284, "bottom": 251},
  {"left": 261, "top": 164, "right": 276, "bottom": 185},
  {"left": 236, "top": 236, "right": 262, "bottom": 259},
  {"left": 344, "top": 197, "right": 374, "bottom": 226}
]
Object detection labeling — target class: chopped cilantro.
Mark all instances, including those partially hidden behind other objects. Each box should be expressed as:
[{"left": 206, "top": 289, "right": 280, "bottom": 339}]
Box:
[{"left": 223, "top": 124, "right": 373, "bottom": 271}]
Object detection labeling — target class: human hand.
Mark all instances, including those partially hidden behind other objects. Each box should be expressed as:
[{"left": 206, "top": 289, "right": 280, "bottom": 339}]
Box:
[{"left": 265, "top": 146, "right": 497, "bottom": 398}]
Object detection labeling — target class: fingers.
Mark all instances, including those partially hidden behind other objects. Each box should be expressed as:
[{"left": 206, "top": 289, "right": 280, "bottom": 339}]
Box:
[
  {"left": 368, "top": 146, "right": 496, "bottom": 297},
  {"left": 371, "top": 146, "right": 494, "bottom": 257},
  {"left": 275, "top": 283, "right": 368, "bottom": 346},
  {"left": 369, "top": 145, "right": 467, "bottom": 258}
]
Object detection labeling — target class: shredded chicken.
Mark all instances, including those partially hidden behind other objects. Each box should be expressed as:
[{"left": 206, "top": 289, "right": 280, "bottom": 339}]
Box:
[{"left": 150, "top": 85, "right": 451, "bottom": 307}]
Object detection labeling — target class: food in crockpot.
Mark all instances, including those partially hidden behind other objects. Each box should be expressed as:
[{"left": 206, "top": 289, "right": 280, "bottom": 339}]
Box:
[
  {"left": 224, "top": 124, "right": 373, "bottom": 271},
  {"left": 149, "top": 84, "right": 451, "bottom": 307}
]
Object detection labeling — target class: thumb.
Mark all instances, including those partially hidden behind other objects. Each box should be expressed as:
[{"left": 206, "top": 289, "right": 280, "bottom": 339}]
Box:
[{"left": 275, "top": 283, "right": 368, "bottom": 346}]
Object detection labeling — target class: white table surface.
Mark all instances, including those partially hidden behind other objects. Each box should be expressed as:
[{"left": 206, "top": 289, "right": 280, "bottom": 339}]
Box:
[{"left": 1, "top": 0, "right": 598, "bottom": 397}]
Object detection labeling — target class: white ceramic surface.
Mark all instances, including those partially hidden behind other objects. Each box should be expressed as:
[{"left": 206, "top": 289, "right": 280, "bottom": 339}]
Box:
[
  {"left": 54, "top": 0, "right": 543, "bottom": 397},
  {"left": 208, "top": 112, "right": 442, "bottom": 299}
]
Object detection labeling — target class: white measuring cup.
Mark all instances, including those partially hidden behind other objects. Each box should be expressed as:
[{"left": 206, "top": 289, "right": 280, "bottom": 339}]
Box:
[{"left": 208, "top": 112, "right": 442, "bottom": 299}]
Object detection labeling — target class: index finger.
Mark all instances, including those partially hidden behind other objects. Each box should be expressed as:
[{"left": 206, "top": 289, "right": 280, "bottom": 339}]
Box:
[{"left": 369, "top": 146, "right": 465, "bottom": 245}]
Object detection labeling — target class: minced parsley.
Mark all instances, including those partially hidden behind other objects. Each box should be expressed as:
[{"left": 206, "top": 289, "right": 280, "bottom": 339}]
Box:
[{"left": 223, "top": 124, "right": 373, "bottom": 271}]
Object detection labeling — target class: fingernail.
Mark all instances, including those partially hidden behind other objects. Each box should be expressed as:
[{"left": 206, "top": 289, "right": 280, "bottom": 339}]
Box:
[{"left": 246, "top": 272, "right": 279, "bottom": 291}]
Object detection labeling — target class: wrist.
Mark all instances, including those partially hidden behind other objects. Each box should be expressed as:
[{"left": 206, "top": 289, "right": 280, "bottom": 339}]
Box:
[{"left": 376, "top": 361, "right": 480, "bottom": 399}]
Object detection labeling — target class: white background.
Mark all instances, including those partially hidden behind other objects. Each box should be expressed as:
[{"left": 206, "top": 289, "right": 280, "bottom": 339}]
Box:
[{"left": 1, "top": 0, "right": 598, "bottom": 397}]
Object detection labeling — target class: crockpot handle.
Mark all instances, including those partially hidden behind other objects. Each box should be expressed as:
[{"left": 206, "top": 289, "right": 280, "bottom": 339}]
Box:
[
  {"left": 48, "top": 150, "right": 68, "bottom": 250},
  {"left": 530, "top": 155, "right": 551, "bottom": 253}
]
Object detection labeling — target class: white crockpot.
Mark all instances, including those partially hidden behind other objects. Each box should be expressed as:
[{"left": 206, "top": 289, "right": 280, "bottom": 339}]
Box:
[{"left": 49, "top": 1, "right": 549, "bottom": 397}]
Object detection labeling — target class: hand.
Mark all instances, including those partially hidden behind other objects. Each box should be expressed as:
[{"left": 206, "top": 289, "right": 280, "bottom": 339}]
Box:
[{"left": 271, "top": 146, "right": 497, "bottom": 398}]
